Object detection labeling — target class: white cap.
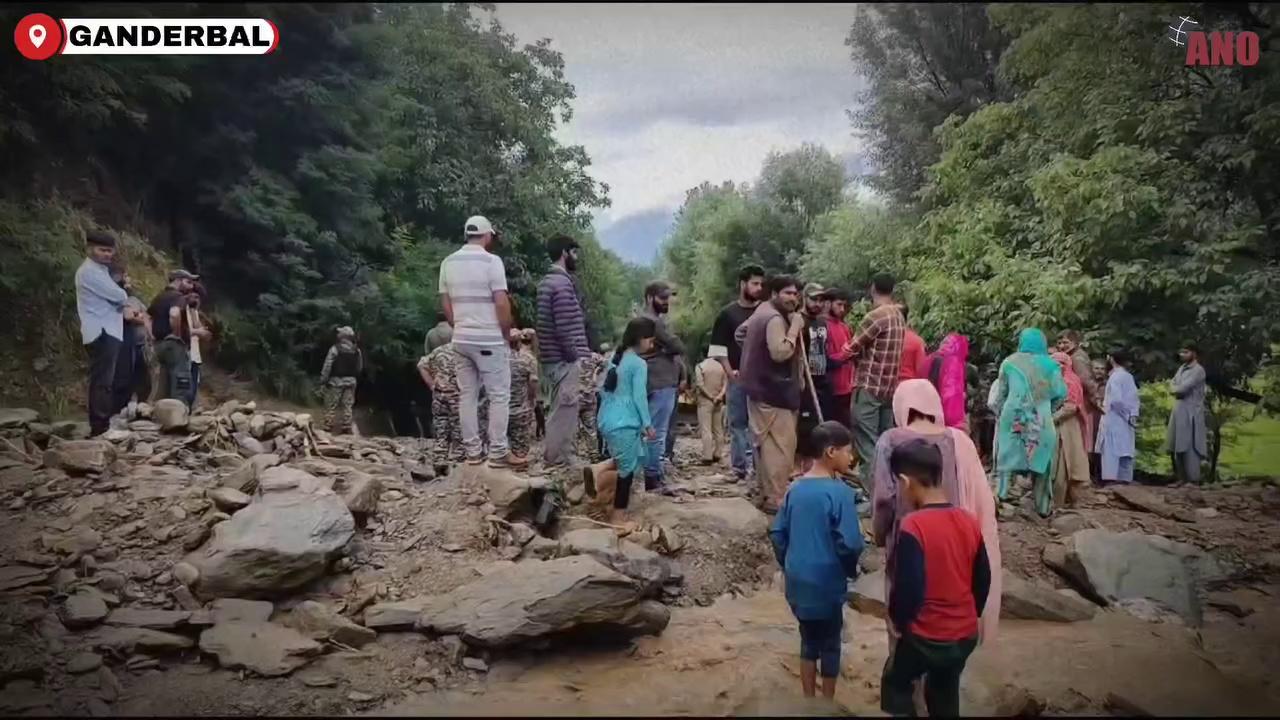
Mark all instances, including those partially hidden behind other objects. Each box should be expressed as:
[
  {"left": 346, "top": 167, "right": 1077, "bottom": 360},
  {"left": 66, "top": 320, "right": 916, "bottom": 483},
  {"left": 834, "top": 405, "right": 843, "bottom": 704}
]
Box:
[{"left": 464, "top": 215, "right": 494, "bottom": 237}]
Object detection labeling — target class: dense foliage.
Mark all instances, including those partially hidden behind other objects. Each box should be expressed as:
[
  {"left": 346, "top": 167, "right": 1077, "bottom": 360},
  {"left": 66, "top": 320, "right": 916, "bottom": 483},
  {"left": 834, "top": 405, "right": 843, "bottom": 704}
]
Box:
[
  {"left": 0, "top": 3, "right": 647, "bottom": 428},
  {"left": 661, "top": 3, "right": 1279, "bottom": 398}
]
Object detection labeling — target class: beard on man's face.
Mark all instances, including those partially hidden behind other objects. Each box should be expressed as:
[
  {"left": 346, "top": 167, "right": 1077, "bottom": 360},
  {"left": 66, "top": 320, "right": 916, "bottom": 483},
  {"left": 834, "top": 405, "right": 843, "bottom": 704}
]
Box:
[
  {"left": 565, "top": 254, "right": 578, "bottom": 272},
  {"left": 652, "top": 299, "right": 670, "bottom": 315}
]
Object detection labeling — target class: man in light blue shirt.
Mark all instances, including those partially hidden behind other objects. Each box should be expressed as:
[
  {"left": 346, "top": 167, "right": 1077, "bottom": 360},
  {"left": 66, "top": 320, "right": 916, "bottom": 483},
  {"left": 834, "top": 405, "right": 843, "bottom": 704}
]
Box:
[{"left": 75, "top": 231, "right": 129, "bottom": 436}]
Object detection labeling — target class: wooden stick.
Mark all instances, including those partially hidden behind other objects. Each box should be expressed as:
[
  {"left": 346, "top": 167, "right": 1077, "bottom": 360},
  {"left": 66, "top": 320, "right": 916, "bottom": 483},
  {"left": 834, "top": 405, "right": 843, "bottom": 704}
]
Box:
[{"left": 796, "top": 331, "right": 825, "bottom": 424}]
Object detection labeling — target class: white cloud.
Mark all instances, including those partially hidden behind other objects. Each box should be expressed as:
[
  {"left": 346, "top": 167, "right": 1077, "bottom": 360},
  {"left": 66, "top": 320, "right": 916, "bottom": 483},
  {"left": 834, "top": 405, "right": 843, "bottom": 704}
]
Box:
[{"left": 490, "top": 3, "right": 866, "bottom": 243}]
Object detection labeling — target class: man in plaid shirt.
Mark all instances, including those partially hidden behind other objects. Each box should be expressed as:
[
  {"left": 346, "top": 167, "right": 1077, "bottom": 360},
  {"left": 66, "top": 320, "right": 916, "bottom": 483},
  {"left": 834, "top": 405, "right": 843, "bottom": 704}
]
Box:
[{"left": 841, "top": 272, "right": 905, "bottom": 482}]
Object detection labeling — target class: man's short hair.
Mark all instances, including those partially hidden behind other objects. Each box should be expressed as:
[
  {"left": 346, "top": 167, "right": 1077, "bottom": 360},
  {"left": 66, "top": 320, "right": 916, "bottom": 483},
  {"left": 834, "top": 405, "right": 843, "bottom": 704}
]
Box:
[
  {"left": 871, "top": 272, "right": 896, "bottom": 296},
  {"left": 810, "top": 421, "right": 853, "bottom": 457},
  {"left": 1059, "top": 329, "right": 1082, "bottom": 344},
  {"left": 767, "top": 274, "right": 800, "bottom": 296},
  {"left": 825, "top": 288, "right": 850, "bottom": 303},
  {"left": 1109, "top": 348, "right": 1132, "bottom": 367},
  {"left": 889, "top": 438, "right": 943, "bottom": 488},
  {"left": 1181, "top": 341, "right": 1200, "bottom": 355},
  {"left": 644, "top": 280, "right": 672, "bottom": 299},
  {"left": 546, "top": 234, "right": 580, "bottom": 262},
  {"left": 435, "top": 310, "right": 447, "bottom": 323},
  {"left": 738, "top": 265, "right": 765, "bottom": 283},
  {"left": 86, "top": 231, "right": 116, "bottom": 248}
]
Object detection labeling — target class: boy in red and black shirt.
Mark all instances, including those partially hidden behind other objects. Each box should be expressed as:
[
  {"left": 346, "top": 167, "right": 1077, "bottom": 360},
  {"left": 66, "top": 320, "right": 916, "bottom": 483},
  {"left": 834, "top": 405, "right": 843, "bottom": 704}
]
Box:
[{"left": 882, "top": 439, "right": 991, "bottom": 718}]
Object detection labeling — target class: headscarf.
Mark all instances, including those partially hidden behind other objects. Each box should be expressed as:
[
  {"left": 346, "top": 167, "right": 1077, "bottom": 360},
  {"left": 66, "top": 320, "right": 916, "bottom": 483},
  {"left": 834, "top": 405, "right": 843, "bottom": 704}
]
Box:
[
  {"left": 1051, "top": 351, "right": 1085, "bottom": 410},
  {"left": 1009, "top": 328, "right": 1061, "bottom": 400},
  {"left": 927, "top": 333, "right": 970, "bottom": 428}
]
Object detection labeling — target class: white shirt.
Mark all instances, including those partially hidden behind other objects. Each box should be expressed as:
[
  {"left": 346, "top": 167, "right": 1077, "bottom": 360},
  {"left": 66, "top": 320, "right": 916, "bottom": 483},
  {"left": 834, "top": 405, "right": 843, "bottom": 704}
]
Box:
[
  {"left": 75, "top": 258, "right": 127, "bottom": 344},
  {"left": 188, "top": 306, "right": 203, "bottom": 364},
  {"left": 438, "top": 243, "right": 507, "bottom": 346}
]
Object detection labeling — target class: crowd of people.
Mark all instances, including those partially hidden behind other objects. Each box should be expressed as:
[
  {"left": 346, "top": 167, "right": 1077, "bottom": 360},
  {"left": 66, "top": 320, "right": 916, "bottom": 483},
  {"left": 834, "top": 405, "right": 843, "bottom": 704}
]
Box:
[
  {"left": 71, "top": 218, "right": 1215, "bottom": 713},
  {"left": 74, "top": 231, "right": 213, "bottom": 436}
]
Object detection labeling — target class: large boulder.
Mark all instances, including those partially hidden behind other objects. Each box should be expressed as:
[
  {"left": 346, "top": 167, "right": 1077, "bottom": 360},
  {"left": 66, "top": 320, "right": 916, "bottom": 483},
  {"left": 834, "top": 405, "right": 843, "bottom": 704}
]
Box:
[
  {"left": 640, "top": 497, "right": 770, "bottom": 537},
  {"left": 415, "top": 556, "right": 670, "bottom": 648},
  {"left": 0, "top": 409, "right": 39, "bottom": 430},
  {"left": 198, "top": 622, "right": 322, "bottom": 677},
  {"left": 332, "top": 469, "right": 382, "bottom": 517},
  {"left": 43, "top": 440, "right": 115, "bottom": 475},
  {"left": 1042, "top": 529, "right": 1226, "bottom": 626},
  {"left": 556, "top": 529, "right": 676, "bottom": 595},
  {"left": 847, "top": 570, "right": 886, "bottom": 618},
  {"left": 220, "top": 453, "right": 281, "bottom": 494},
  {"left": 1000, "top": 571, "right": 1097, "bottom": 622},
  {"left": 182, "top": 472, "right": 355, "bottom": 599},
  {"left": 152, "top": 399, "right": 190, "bottom": 432}
]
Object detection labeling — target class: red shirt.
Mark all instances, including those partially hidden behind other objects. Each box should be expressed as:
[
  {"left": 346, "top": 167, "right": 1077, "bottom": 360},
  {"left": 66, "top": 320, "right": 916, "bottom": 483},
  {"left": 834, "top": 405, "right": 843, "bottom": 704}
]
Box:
[
  {"left": 889, "top": 504, "right": 990, "bottom": 642},
  {"left": 825, "top": 315, "right": 855, "bottom": 396},
  {"left": 899, "top": 330, "right": 927, "bottom": 382}
]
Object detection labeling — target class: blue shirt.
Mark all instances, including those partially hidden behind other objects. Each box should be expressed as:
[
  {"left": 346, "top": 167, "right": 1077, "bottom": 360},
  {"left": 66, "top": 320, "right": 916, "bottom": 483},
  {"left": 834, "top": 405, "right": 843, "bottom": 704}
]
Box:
[
  {"left": 75, "top": 258, "right": 127, "bottom": 344},
  {"left": 597, "top": 351, "right": 654, "bottom": 433},
  {"left": 769, "top": 476, "right": 864, "bottom": 620}
]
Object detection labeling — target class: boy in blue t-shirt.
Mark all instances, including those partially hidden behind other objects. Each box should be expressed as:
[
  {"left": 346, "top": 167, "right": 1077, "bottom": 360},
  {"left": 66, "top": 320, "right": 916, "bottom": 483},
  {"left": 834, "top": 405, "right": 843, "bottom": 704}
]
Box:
[
  {"left": 881, "top": 438, "right": 991, "bottom": 717},
  {"left": 769, "top": 421, "right": 864, "bottom": 700}
]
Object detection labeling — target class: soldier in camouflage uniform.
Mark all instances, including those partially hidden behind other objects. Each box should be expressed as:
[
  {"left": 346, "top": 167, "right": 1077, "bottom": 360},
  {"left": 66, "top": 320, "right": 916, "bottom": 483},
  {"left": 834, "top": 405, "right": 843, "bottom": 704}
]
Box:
[
  {"left": 507, "top": 329, "right": 539, "bottom": 460},
  {"left": 418, "top": 342, "right": 473, "bottom": 465},
  {"left": 319, "top": 326, "right": 362, "bottom": 434},
  {"left": 575, "top": 351, "right": 606, "bottom": 462}
]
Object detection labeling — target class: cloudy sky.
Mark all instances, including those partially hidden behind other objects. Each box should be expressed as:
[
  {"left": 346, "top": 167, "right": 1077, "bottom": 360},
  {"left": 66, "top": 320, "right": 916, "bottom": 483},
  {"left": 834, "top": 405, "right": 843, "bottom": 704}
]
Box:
[{"left": 488, "top": 3, "right": 866, "bottom": 265}]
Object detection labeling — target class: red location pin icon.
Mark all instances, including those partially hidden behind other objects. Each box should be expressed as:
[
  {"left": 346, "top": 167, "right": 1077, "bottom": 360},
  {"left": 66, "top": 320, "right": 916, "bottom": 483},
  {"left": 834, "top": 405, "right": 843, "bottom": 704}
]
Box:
[{"left": 15, "top": 13, "right": 62, "bottom": 61}]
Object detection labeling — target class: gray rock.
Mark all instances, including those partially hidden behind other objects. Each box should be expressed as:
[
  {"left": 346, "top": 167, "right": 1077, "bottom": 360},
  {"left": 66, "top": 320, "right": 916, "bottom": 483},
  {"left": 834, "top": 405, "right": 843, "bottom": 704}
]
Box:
[
  {"left": 198, "top": 622, "right": 322, "bottom": 677},
  {"left": 211, "top": 599, "right": 274, "bottom": 624},
  {"left": 188, "top": 415, "right": 215, "bottom": 433},
  {"left": 65, "top": 652, "right": 103, "bottom": 674},
  {"left": 0, "top": 565, "right": 50, "bottom": 592},
  {"left": 43, "top": 440, "right": 116, "bottom": 475},
  {"left": 1111, "top": 485, "right": 1196, "bottom": 523},
  {"left": 104, "top": 608, "right": 192, "bottom": 630},
  {"left": 283, "top": 601, "right": 377, "bottom": 648},
  {"left": 1000, "top": 571, "right": 1097, "bottom": 622},
  {"left": 519, "top": 536, "right": 560, "bottom": 561},
  {"left": 0, "top": 408, "right": 39, "bottom": 429},
  {"left": 85, "top": 627, "right": 194, "bottom": 654},
  {"left": 333, "top": 470, "right": 382, "bottom": 516},
  {"left": 847, "top": 570, "right": 886, "bottom": 618},
  {"left": 1043, "top": 529, "right": 1225, "bottom": 626},
  {"left": 234, "top": 433, "right": 266, "bottom": 458},
  {"left": 462, "top": 657, "right": 488, "bottom": 672},
  {"left": 640, "top": 497, "right": 770, "bottom": 537},
  {"left": 172, "top": 562, "right": 199, "bottom": 587},
  {"left": 363, "top": 597, "right": 433, "bottom": 631},
  {"left": 153, "top": 400, "right": 189, "bottom": 432},
  {"left": 485, "top": 469, "right": 535, "bottom": 519},
  {"left": 507, "top": 523, "right": 537, "bottom": 547},
  {"left": 556, "top": 529, "right": 674, "bottom": 595},
  {"left": 207, "top": 487, "right": 251, "bottom": 513},
  {"left": 62, "top": 590, "right": 109, "bottom": 629},
  {"left": 1049, "top": 512, "right": 1090, "bottom": 536},
  {"left": 182, "top": 477, "right": 354, "bottom": 598},
  {"left": 416, "top": 556, "right": 670, "bottom": 648}
]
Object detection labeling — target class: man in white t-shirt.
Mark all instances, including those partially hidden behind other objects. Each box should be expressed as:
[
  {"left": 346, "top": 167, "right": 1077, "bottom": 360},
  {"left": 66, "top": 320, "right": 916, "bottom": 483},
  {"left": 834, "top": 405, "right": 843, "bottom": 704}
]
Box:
[{"left": 438, "top": 216, "right": 524, "bottom": 469}]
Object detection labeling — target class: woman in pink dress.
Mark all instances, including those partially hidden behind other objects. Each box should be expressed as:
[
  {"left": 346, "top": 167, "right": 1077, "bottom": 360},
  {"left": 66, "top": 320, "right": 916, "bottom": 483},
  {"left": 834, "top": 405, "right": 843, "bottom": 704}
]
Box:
[{"left": 871, "top": 378, "right": 1002, "bottom": 645}]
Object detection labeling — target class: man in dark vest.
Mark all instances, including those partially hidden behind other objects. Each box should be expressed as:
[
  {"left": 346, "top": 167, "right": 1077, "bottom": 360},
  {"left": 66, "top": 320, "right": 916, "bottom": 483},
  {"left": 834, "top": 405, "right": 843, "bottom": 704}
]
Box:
[
  {"left": 319, "top": 326, "right": 363, "bottom": 434},
  {"left": 737, "top": 275, "right": 806, "bottom": 514}
]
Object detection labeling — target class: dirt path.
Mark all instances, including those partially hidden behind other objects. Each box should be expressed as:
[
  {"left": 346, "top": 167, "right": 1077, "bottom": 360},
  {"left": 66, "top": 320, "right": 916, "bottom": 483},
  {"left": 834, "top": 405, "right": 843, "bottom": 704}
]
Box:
[{"left": 372, "top": 582, "right": 1280, "bottom": 717}]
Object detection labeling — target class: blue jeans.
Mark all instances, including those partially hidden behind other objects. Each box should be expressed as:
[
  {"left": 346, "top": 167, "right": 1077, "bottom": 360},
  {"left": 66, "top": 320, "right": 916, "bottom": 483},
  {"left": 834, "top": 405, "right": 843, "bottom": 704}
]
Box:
[
  {"left": 645, "top": 387, "right": 678, "bottom": 486},
  {"left": 798, "top": 614, "right": 843, "bottom": 679},
  {"left": 727, "top": 382, "right": 753, "bottom": 476}
]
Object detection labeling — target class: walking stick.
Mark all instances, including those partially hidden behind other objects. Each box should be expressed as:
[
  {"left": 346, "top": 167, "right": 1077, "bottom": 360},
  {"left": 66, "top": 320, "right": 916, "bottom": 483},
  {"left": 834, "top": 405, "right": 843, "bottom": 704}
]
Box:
[{"left": 796, "top": 333, "right": 825, "bottom": 424}]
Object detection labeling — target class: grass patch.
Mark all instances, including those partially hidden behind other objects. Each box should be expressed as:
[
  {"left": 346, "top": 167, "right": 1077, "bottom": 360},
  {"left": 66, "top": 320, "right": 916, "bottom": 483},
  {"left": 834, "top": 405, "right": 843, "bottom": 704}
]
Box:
[{"left": 0, "top": 196, "right": 172, "bottom": 418}]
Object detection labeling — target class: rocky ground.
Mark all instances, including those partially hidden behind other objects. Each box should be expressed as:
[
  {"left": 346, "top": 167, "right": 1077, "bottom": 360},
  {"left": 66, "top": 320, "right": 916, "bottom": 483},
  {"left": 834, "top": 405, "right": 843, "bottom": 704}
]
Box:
[{"left": 0, "top": 405, "right": 1279, "bottom": 717}]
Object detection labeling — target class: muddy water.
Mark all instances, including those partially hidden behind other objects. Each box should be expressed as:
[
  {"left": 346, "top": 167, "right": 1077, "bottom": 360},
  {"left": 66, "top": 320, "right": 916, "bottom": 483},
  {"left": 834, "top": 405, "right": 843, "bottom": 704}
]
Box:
[{"left": 377, "top": 584, "right": 1280, "bottom": 717}]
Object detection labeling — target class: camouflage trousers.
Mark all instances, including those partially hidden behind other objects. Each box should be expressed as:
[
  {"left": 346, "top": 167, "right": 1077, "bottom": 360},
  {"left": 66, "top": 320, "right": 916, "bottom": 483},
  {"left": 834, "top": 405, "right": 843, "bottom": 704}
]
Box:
[
  {"left": 324, "top": 385, "right": 356, "bottom": 434},
  {"left": 433, "top": 398, "right": 486, "bottom": 463},
  {"left": 576, "top": 402, "right": 600, "bottom": 463},
  {"left": 509, "top": 409, "right": 535, "bottom": 458}
]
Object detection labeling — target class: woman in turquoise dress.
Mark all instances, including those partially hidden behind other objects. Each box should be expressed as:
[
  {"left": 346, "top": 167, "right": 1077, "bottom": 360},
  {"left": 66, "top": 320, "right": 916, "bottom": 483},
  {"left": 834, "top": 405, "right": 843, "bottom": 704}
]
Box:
[
  {"left": 988, "top": 328, "right": 1068, "bottom": 516},
  {"left": 584, "top": 317, "right": 657, "bottom": 529}
]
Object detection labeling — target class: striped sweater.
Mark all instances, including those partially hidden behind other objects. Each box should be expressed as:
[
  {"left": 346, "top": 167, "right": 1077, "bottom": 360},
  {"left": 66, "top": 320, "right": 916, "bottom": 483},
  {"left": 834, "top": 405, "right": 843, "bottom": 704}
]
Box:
[{"left": 536, "top": 266, "right": 590, "bottom": 364}]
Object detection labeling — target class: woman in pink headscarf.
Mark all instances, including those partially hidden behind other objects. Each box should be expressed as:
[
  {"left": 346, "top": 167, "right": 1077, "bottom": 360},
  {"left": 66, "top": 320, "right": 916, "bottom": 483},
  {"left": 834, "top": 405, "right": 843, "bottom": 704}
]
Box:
[
  {"left": 922, "top": 333, "right": 971, "bottom": 431},
  {"left": 1050, "top": 352, "right": 1092, "bottom": 508},
  {"left": 871, "top": 379, "right": 1002, "bottom": 646}
]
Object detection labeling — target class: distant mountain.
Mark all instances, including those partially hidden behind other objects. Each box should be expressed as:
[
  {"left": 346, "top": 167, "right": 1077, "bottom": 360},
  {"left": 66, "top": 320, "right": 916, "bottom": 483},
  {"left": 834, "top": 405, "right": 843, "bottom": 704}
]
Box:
[{"left": 597, "top": 206, "right": 676, "bottom": 266}]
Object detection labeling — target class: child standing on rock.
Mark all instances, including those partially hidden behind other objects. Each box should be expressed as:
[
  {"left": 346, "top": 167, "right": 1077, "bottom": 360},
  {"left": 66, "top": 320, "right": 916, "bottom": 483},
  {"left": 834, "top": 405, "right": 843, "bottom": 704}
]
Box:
[
  {"left": 880, "top": 439, "right": 991, "bottom": 718},
  {"left": 769, "top": 421, "right": 863, "bottom": 700}
]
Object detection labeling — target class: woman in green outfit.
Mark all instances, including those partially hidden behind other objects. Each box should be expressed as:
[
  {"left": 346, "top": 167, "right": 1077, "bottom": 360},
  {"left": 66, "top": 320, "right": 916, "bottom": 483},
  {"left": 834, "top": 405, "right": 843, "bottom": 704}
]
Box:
[{"left": 988, "top": 328, "right": 1068, "bottom": 516}]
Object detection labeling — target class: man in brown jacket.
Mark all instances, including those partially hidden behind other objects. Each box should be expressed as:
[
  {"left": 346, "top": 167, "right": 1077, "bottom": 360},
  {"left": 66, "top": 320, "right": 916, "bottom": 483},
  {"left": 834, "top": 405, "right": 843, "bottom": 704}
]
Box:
[{"left": 737, "top": 275, "right": 806, "bottom": 514}]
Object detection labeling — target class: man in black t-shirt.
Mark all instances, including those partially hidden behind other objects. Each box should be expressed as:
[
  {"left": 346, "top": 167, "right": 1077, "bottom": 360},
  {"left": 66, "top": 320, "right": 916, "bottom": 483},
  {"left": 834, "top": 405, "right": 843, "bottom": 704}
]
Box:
[
  {"left": 707, "top": 264, "right": 764, "bottom": 482},
  {"left": 148, "top": 269, "right": 198, "bottom": 340}
]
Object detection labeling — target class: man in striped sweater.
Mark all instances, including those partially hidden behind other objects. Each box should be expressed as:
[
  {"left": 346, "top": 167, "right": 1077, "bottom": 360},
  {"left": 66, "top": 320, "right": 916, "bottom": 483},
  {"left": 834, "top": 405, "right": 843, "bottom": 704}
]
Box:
[{"left": 536, "top": 234, "right": 592, "bottom": 469}]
